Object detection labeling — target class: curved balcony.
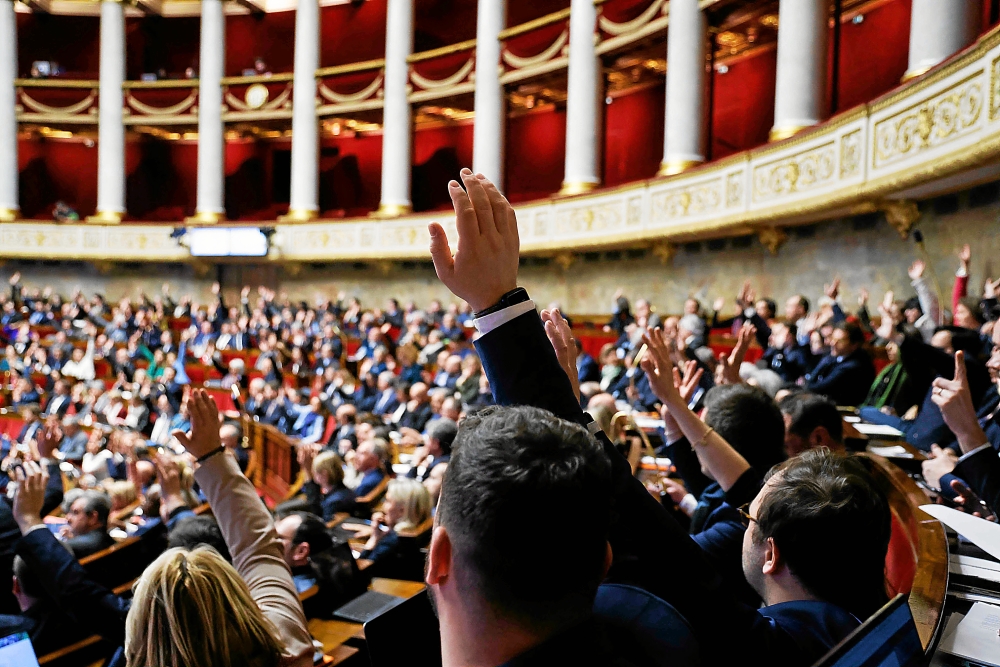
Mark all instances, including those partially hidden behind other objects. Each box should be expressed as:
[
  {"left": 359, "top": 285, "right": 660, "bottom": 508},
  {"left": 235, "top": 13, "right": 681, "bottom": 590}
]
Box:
[{"left": 4, "top": 19, "right": 1000, "bottom": 261}]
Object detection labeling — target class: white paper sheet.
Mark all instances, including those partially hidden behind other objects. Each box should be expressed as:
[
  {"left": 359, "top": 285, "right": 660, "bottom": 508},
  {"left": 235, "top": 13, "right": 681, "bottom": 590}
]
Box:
[
  {"left": 950, "top": 554, "right": 1000, "bottom": 584},
  {"left": 854, "top": 423, "right": 905, "bottom": 437},
  {"left": 936, "top": 603, "right": 1000, "bottom": 666},
  {"left": 868, "top": 445, "right": 912, "bottom": 458},
  {"left": 921, "top": 504, "right": 1000, "bottom": 561}
]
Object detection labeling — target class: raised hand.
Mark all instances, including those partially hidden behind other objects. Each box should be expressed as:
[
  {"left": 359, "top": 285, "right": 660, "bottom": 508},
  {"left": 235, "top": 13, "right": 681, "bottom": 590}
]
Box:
[
  {"left": 930, "top": 351, "right": 987, "bottom": 451},
  {"left": 639, "top": 328, "right": 683, "bottom": 407},
  {"left": 720, "top": 322, "right": 756, "bottom": 385},
  {"left": 908, "top": 260, "right": 925, "bottom": 281},
  {"left": 428, "top": 170, "right": 520, "bottom": 312},
  {"left": 984, "top": 277, "right": 1000, "bottom": 300},
  {"left": 211, "top": 282, "right": 221, "bottom": 296},
  {"left": 674, "top": 359, "right": 704, "bottom": 405},
  {"left": 172, "top": 388, "right": 222, "bottom": 459},
  {"left": 541, "top": 308, "right": 580, "bottom": 402},
  {"left": 712, "top": 296, "right": 725, "bottom": 313},
  {"left": 858, "top": 288, "right": 869, "bottom": 307},
  {"left": 8, "top": 272, "right": 19, "bottom": 286},
  {"left": 824, "top": 277, "right": 841, "bottom": 300},
  {"left": 958, "top": 243, "right": 971, "bottom": 269},
  {"left": 12, "top": 461, "right": 47, "bottom": 533}
]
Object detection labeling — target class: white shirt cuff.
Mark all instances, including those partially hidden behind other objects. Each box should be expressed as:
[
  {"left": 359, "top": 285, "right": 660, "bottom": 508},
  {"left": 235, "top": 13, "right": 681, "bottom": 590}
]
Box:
[
  {"left": 956, "top": 267, "right": 968, "bottom": 278},
  {"left": 678, "top": 493, "right": 698, "bottom": 516},
  {"left": 957, "top": 443, "right": 992, "bottom": 463},
  {"left": 474, "top": 300, "right": 536, "bottom": 335},
  {"left": 24, "top": 523, "right": 49, "bottom": 535}
]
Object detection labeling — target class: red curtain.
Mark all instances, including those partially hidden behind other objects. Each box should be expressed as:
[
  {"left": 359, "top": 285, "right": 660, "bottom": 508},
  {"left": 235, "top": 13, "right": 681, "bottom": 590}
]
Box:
[
  {"left": 604, "top": 83, "right": 665, "bottom": 187},
  {"left": 226, "top": 12, "right": 297, "bottom": 77},
  {"left": 710, "top": 47, "right": 777, "bottom": 159},
  {"left": 320, "top": 0, "right": 388, "bottom": 67},
  {"left": 16, "top": 14, "right": 100, "bottom": 78},
  {"left": 834, "top": 0, "right": 911, "bottom": 113},
  {"left": 505, "top": 107, "right": 567, "bottom": 203}
]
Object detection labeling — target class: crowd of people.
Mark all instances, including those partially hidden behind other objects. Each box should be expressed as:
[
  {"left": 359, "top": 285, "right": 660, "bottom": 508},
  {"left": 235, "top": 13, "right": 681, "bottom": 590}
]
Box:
[{"left": 0, "top": 168, "right": 995, "bottom": 667}]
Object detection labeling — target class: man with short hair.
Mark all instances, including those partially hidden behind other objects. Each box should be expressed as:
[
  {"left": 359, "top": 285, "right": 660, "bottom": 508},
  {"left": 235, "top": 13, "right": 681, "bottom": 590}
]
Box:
[
  {"left": 426, "top": 170, "right": 891, "bottom": 667},
  {"left": 42, "top": 380, "right": 72, "bottom": 418},
  {"left": 274, "top": 511, "right": 360, "bottom": 618},
  {"left": 779, "top": 392, "right": 845, "bottom": 456},
  {"left": 804, "top": 321, "right": 875, "bottom": 406},
  {"left": 396, "top": 383, "right": 433, "bottom": 433},
  {"left": 352, "top": 441, "right": 385, "bottom": 498},
  {"left": 407, "top": 418, "right": 456, "bottom": 483},
  {"left": 372, "top": 371, "right": 399, "bottom": 416},
  {"left": 62, "top": 491, "right": 114, "bottom": 558},
  {"left": 0, "top": 555, "right": 88, "bottom": 654},
  {"left": 55, "top": 416, "right": 88, "bottom": 463}
]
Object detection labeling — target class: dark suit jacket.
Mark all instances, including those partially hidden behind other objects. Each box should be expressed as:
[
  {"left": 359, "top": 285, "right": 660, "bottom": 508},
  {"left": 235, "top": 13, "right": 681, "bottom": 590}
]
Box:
[
  {"left": 577, "top": 354, "right": 601, "bottom": 384},
  {"left": 805, "top": 348, "right": 875, "bottom": 406},
  {"left": 16, "top": 528, "right": 129, "bottom": 646},
  {"left": 66, "top": 529, "right": 115, "bottom": 559},
  {"left": 302, "top": 481, "right": 357, "bottom": 523},
  {"left": 372, "top": 390, "right": 400, "bottom": 416},
  {"left": 42, "top": 394, "right": 71, "bottom": 418},
  {"left": 475, "top": 308, "right": 860, "bottom": 667},
  {"left": 0, "top": 599, "right": 89, "bottom": 655},
  {"left": 953, "top": 446, "right": 1000, "bottom": 515},
  {"left": 761, "top": 345, "right": 811, "bottom": 383},
  {"left": 397, "top": 403, "right": 433, "bottom": 433}
]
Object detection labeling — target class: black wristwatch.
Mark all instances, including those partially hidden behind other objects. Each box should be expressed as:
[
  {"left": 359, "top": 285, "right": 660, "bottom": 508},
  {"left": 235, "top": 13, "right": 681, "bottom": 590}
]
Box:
[{"left": 474, "top": 287, "right": 530, "bottom": 319}]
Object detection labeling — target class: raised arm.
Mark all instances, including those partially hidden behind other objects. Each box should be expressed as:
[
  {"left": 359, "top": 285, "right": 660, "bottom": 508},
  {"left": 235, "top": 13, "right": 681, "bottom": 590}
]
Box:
[
  {"left": 428, "top": 171, "right": 763, "bottom": 666},
  {"left": 173, "top": 390, "right": 312, "bottom": 664}
]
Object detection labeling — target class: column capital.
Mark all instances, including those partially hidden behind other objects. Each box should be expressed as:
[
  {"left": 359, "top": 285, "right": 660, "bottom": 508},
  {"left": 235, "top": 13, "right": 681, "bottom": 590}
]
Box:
[
  {"left": 0, "top": 207, "right": 19, "bottom": 222},
  {"left": 278, "top": 208, "right": 319, "bottom": 222},
  {"left": 658, "top": 159, "right": 703, "bottom": 177}
]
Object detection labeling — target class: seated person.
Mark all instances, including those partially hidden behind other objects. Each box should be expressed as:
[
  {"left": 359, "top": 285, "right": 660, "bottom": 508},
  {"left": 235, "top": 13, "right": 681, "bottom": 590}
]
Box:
[
  {"left": 0, "top": 555, "right": 88, "bottom": 654},
  {"left": 922, "top": 333, "right": 1000, "bottom": 512},
  {"left": 351, "top": 440, "right": 386, "bottom": 500},
  {"left": 406, "top": 418, "right": 456, "bottom": 483},
  {"left": 428, "top": 170, "right": 891, "bottom": 666},
  {"left": 662, "top": 383, "right": 786, "bottom": 607},
  {"left": 300, "top": 449, "right": 355, "bottom": 522},
  {"left": 395, "top": 382, "right": 434, "bottom": 433},
  {"left": 759, "top": 320, "right": 811, "bottom": 383},
  {"left": 274, "top": 511, "right": 362, "bottom": 618},
  {"left": 359, "top": 478, "right": 431, "bottom": 567},
  {"left": 778, "top": 392, "right": 845, "bottom": 456},
  {"left": 61, "top": 490, "right": 115, "bottom": 558},
  {"left": 804, "top": 322, "right": 875, "bottom": 406},
  {"left": 55, "top": 416, "right": 88, "bottom": 463},
  {"left": 289, "top": 396, "right": 326, "bottom": 446}
]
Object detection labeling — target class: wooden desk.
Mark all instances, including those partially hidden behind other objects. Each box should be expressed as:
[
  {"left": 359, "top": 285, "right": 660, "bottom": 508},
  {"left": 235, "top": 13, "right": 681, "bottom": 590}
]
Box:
[{"left": 308, "top": 579, "right": 427, "bottom": 654}]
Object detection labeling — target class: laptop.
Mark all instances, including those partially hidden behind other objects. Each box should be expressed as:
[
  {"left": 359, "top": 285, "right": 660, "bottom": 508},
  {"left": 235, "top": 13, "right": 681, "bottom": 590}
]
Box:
[
  {"left": 332, "top": 591, "right": 407, "bottom": 623},
  {"left": 812, "top": 594, "right": 924, "bottom": 667},
  {"left": 0, "top": 632, "right": 40, "bottom": 667},
  {"left": 364, "top": 590, "right": 442, "bottom": 667}
]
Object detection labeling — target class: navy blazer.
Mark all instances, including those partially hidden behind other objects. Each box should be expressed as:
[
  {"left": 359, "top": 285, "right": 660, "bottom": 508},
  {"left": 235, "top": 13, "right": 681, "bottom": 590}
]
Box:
[
  {"left": 761, "top": 345, "right": 811, "bottom": 383},
  {"left": 303, "top": 481, "right": 357, "bottom": 522},
  {"left": 805, "top": 348, "right": 875, "bottom": 407},
  {"left": 577, "top": 353, "right": 601, "bottom": 384},
  {"left": 953, "top": 446, "right": 1000, "bottom": 515},
  {"left": 690, "top": 484, "right": 761, "bottom": 607},
  {"left": 475, "top": 308, "right": 860, "bottom": 667}
]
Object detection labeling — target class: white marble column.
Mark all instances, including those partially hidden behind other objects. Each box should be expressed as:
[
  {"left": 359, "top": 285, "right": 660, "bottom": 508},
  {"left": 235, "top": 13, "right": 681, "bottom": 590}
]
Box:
[
  {"left": 472, "top": 0, "right": 505, "bottom": 186},
  {"left": 659, "top": 0, "right": 707, "bottom": 176},
  {"left": 560, "top": 0, "right": 602, "bottom": 195},
  {"left": 88, "top": 0, "right": 126, "bottom": 223},
  {"left": 0, "top": 0, "right": 18, "bottom": 221},
  {"left": 377, "top": 0, "right": 414, "bottom": 216},
  {"left": 905, "top": 0, "right": 980, "bottom": 80},
  {"left": 284, "top": 0, "right": 320, "bottom": 221},
  {"left": 770, "top": 0, "right": 829, "bottom": 142},
  {"left": 190, "top": 0, "right": 226, "bottom": 223}
]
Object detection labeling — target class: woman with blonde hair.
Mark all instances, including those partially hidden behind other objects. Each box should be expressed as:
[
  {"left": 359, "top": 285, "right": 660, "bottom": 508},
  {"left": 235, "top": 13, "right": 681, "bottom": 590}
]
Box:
[
  {"left": 360, "top": 477, "right": 431, "bottom": 565},
  {"left": 299, "top": 448, "right": 356, "bottom": 522},
  {"left": 129, "top": 388, "right": 314, "bottom": 667}
]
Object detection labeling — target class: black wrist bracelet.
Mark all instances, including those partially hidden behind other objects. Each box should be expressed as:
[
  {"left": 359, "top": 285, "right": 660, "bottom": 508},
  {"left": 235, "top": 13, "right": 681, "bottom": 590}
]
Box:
[{"left": 195, "top": 446, "right": 226, "bottom": 464}]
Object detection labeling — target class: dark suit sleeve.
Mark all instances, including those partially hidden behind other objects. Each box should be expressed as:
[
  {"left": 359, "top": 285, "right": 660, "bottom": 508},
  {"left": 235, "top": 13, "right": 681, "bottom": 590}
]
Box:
[
  {"left": 953, "top": 448, "right": 1000, "bottom": 515},
  {"left": 474, "top": 309, "right": 763, "bottom": 666},
  {"left": 15, "top": 528, "right": 128, "bottom": 645},
  {"left": 41, "top": 462, "right": 63, "bottom": 518}
]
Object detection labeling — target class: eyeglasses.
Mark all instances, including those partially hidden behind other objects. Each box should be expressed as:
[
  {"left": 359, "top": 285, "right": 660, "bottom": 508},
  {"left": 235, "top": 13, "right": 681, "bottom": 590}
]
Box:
[{"left": 737, "top": 503, "right": 757, "bottom": 528}]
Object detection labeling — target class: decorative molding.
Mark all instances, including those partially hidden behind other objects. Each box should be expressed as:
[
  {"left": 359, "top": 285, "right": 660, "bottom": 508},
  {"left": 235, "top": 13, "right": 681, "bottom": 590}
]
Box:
[
  {"left": 598, "top": 0, "right": 664, "bottom": 36},
  {"left": 651, "top": 242, "right": 676, "bottom": 265},
  {"left": 757, "top": 226, "right": 788, "bottom": 256},
  {"left": 7, "top": 25, "right": 1000, "bottom": 264},
  {"left": 881, "top": 199, "right": 921, "bottom": 239}
]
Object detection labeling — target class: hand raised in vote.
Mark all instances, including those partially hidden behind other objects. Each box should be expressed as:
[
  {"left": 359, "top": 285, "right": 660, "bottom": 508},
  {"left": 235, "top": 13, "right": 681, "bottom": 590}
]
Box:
[
  {"left": 172, "top": 388, "right": 222, "bottom": 459},
  {"left": 428, "top": 170, "right": 519, "bottom": 313}
]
